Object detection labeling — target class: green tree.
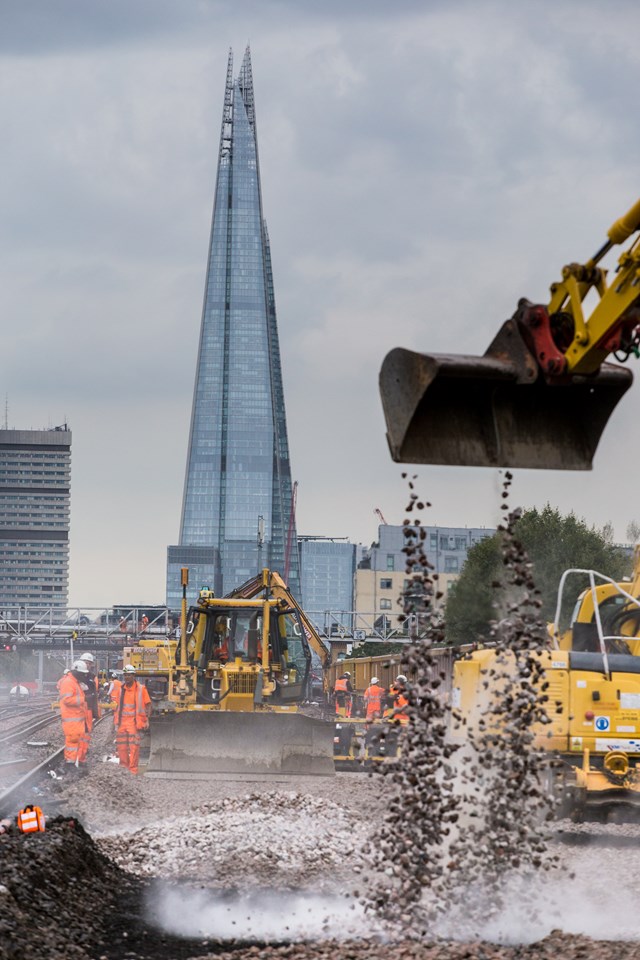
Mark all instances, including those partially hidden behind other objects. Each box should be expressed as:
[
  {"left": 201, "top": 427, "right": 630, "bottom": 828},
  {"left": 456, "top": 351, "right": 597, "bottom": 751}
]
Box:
[
  {"left": 627, "top": 520, "right": 640, "bottom": 544},
  {"left": 443, "top": 537, "right": 501, "bottom": 645},
  {"left": 445, "top": 505, "right": 630, "bottom": 645}
]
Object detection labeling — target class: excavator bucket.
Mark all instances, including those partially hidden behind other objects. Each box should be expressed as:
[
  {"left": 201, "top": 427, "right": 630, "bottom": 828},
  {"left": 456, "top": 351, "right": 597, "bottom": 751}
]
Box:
[
  {"left": 379, "top": 319, "right": 633, "bottom": 470},
  {"left": 146, "top": 711, "right": 335, "bottom": 777}
]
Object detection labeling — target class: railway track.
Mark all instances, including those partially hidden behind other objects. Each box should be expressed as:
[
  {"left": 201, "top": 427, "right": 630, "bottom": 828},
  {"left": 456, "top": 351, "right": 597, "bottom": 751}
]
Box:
[
  {"left": 0, "top": 714, "right": 109, "bottom": 818},
  {"left": 0, "top": 697, "right": 52, "bottom": 722},
  {"left": 0, "top": 710, "right": 59, "bottom": 746}
]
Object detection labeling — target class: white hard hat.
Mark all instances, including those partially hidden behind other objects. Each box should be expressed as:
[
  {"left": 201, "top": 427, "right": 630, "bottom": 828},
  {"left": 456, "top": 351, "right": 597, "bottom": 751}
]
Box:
[
  {"left": 371, "top": 677, "right": 380, "bottom": 684},
  {"left": 80, "top": 652, "right": 95, "bottom": 663},
  {"left": 72, "top": 659, "right": 89, "bottom": 674},
  {"left": 396, "top": 675, "right": 407, "bottom": 684},
  {"left": 343, "top": 671, "right": 351, "bottom": 677},
  {"left": 123, "top": 664, "right": 136, "bottom": 674}
]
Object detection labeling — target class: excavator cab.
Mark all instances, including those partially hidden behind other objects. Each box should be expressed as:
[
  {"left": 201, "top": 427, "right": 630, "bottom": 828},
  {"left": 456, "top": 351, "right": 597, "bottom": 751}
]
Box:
[{"left": 380, "top": 199, "right": 640, "bottom": 470}]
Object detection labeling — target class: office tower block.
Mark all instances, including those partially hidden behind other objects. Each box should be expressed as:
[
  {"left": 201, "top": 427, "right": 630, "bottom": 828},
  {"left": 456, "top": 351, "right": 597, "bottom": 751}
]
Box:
[
  {"left": 167, "top": 48, "right": 299, "bottom": 609},
  {"left": 299, "top": 539, "right": 356, "bottom": 633},
  {"left": 0, "top": 426, "right": 71, "bottom": 611}
]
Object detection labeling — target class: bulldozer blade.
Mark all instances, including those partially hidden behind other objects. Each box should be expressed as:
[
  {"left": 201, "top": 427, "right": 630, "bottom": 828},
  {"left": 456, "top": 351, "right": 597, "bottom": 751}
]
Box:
[
  {"left": 146, "top": 711, "right": 335, "bottom": 777},
  {"left": 379, "top": 320, "right": 633, "bottom": 470}
]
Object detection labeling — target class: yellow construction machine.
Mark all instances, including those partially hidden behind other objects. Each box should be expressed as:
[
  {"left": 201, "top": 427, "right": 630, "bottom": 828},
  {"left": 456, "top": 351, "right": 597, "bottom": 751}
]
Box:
[
  {"left": 452, "top": 550, "right": 640, "bottom": 819},
  {"left": 123, "top": 569, "right": 335, "bottom": 776},
  {"left": 380, "top": 198, "right": 640, "bottom": 469}
]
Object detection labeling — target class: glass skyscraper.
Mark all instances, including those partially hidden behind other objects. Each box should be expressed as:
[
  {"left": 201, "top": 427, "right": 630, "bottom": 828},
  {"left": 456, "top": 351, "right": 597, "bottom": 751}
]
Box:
[{"left": 167, "top": 48, "right": 299, "bottom": 610}]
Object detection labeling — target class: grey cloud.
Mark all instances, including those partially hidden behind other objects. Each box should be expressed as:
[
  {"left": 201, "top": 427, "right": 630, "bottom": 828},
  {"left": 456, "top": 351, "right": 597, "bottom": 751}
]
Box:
[
  {"left": 0, "top": 0, "right": 199, "bottom": 54},
  {"left": 0, "top": 0, "right": 448, "bottom": 56},
  {"left": 2, "top": 0, "right": 640, "bottom": 605}
]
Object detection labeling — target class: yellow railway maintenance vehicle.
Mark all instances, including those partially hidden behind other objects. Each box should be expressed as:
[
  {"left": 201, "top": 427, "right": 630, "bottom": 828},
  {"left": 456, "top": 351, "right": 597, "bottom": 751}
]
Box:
[
  {"left": 124, "top": 569, "right": 334, "bottom": 777},
  {"left": 326, "top": 648, "right": 467, "bottom": 768},
  {"left": 452, "top": 552, "right": 640, "bottom": 819},
  {"left": 380, "top": 197, "right": 640, "bottom": 469}
]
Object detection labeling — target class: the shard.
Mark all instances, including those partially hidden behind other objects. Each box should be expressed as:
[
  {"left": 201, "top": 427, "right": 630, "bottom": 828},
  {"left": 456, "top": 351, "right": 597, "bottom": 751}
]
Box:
[{"left": 167, "top": 48, "right": 299, "bottom": 608}]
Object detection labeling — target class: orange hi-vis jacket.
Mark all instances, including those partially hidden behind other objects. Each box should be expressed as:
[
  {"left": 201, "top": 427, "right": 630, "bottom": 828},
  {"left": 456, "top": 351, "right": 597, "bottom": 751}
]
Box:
[
  {"left": 114, "top": 680, "right": 151, "bottom": 731},
  {"left": 108, "top": 678, "right": 122, "bottom": 704},
  {"left": 364, "top": 683, "right": 386, "bottom": 720},
  {"left": 394, "top": 691, "right": 410, "bottom": 724},
  {"left": 384, "top": 685, "right": 410, "bottom": 725},
  {"left": 213, "top": 637, "right": 230, "bottom": 661},
  {"left": 17, "top": 805, "right": 45, "bottom": 833},
  {"left": 334, "top": 677, "right": 351, "bottom": 694},
  {"left": 59, "top": 673, "right": 87, "bottom": 720}
]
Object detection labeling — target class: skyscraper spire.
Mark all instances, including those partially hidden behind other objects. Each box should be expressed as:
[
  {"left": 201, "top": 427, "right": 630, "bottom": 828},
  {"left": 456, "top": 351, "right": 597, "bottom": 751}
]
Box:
[
  {"left": 238, "top": 45, "right": 256, "bottom": 131},
  {"left": 167, "top": 50, "right": 300, "bottom": 606}
]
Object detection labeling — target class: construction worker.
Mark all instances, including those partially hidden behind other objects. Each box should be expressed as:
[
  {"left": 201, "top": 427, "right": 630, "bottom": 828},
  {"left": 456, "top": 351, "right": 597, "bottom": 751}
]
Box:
[
  {"left": 56, "top": 668, "right": 70, "bottom": 697},
  {"left": 107, "top": 671, "right": 122, "bottom": 706},
  {"left": 363, "top": 676, "right": 386, "bottom": 722},
  {"left": 334, "top": 670, "right": 353, "bottom": 718},
  {"left": 79, "top": 653, "right": 100, "bottom": 759},
  {"left": 212, "top": 621, "right": 230, "bottom": 662},
  {"left": 58, "top": 660, "right": 90, "bottom": 777},
  {"left": 79, "top": 653, "right": 100, "bottom": 720},
  {"left": 140, "top": 614, "right": 149, "bottom": 634},
  {"left": 113, "top": 664, "right": 152, "bottom": 774},
  {"left": 385, "top": 674, "right": 410, "bottom": 725}
]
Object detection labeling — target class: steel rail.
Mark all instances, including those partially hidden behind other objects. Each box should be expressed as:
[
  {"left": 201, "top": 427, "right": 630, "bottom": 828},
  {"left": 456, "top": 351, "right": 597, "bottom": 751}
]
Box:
[
  {"left": 0, "top": 712, "right": 59, "bottom": 746},
  {"left": 0, "top": 714, "right": 109, "bottom": 818}
]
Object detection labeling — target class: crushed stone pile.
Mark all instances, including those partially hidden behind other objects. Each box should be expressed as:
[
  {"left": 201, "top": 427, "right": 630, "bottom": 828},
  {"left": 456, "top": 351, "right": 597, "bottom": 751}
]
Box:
[
  {"left": 0, "top": 816, "right": 136, "bottom": 960},
  {"left": 97, "top": 791, "right": 367, "bottom": 889},
  {"left": 0, "top": 817, "right": 635, "bottom": 960},
  {"left": 186, "top": 933, "right": 640, "bottom": 960}
]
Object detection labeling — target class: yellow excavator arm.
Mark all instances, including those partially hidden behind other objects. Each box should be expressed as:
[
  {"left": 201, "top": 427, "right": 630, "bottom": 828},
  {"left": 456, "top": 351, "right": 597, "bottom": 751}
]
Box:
[
  {"left": 380, "top": 198, "right": 640, "bottom": 470},
  {"left": 540, "top": 198, "right": 640, "bottom": 377}
]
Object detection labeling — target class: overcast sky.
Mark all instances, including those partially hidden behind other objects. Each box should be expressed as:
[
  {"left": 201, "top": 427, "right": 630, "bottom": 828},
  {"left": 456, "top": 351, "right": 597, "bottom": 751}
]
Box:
[{"left": 1, "top": 0, "right": 639, "bottom": 607}]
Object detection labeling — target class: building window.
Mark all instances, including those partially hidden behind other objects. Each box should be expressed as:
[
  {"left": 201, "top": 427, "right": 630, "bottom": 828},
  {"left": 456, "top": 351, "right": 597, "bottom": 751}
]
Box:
[
  {"left": 380, "top": 598, "right": 392, "bottom": 610},
  {"left": 444, "top": 556, "right": 459, "bottom": 573},
  {"left": 430, "top": 533, "right": 438, "bottom": 549},
  {"left": 439, "top": 536, "right": 448, "bottom": 550},
  {"left": 380, "top": 578, "right": 392, "bottom": 589},
  {"left": 386, "top": 555, "right": 395, "bottom": 571},
  {"left": 455, "top": 536, "right": 467, "bottom": 551}
]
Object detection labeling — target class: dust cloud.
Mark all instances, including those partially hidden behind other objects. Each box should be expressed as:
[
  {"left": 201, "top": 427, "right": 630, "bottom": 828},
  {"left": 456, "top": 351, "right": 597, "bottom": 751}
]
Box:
[{"left": 148, "top": 884, "right": 373, "bottom": 942}]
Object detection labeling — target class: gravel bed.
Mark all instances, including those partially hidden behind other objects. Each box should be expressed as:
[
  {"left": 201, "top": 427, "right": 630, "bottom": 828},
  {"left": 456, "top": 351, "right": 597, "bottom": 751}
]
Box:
[
  {"left": 97, "top": 791, "right": 367, "bottom": 890},
  {"left": 2, "top": 716, "right": 640, "bottom": 958}
]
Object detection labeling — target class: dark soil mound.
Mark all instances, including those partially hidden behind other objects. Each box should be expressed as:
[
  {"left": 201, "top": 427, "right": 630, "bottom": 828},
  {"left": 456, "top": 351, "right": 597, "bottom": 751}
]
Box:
[{"left": 0, "top": 816, "right": 133, "bottom": 959}]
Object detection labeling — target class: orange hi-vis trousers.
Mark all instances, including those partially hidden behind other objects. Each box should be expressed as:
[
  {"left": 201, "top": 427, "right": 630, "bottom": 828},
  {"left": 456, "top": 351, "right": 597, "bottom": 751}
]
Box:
[
  {"left": 116, "top": 723, "right": 142, "bottom": 774},
  {"left": 114, "top": 680, "right": 151, "bottom": 775}
]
